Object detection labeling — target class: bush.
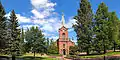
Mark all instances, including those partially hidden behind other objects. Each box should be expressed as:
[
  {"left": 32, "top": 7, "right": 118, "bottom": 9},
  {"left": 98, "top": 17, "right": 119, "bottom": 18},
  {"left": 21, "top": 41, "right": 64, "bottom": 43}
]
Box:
[
  {"left": 106, "top": 56, "right": 120, "bottom": 60},
  {"left": 69, "top": 45, "right": 79, "bottom": 55}
]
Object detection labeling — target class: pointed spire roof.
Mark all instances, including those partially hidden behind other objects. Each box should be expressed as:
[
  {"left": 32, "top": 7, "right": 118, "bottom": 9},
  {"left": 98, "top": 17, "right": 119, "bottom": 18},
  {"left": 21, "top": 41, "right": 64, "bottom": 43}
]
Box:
[{"left": 61, "top": 12, "right": 65, "bottom": 26}]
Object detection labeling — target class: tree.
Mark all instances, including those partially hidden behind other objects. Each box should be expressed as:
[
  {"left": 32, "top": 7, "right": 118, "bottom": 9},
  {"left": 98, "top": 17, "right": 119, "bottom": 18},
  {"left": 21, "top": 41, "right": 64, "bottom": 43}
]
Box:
[
  {"left": 117, "top": 20, "right": 120, "bottom": 51},
  {"left": 46, "top": 38, "right": 50, "bottom": 54},
  {"left": 94, "top": 2, "right": 109, "bottom": 54},
  {"left": 20, "top": 28, "right": 24, "bottom": 43},
  {"left": 19, "top": 28, "right": 26, "bottom": 54},
  {"left": 46, "top": 38, "right": 50, "bottom": 48},
  {"left": 48, "top": 40, "right": 58, "bottom": 54},
  {"left": 25, "top": 26, "right": 46, "bottom": 57},
  {"left": 69, "top": 45, "right": 78, "bottom": 55},
  {"left": 73, "top": 0, "right": 93, "bottom": 55},
  {"left": 108, "top": 12, "right": 119, "bottom": 52},
  {"left": 0, "top": 2, "right": 7, "bottom": 52},
  {"left": 8, "top": 10, "right": 21, "bottom": 55}
]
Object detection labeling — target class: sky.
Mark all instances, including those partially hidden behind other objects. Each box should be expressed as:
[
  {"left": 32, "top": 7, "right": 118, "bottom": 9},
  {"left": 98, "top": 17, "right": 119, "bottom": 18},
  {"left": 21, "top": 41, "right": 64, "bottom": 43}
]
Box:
[{"left": 1, "top": 0, "right": 120, "bottom": 43}]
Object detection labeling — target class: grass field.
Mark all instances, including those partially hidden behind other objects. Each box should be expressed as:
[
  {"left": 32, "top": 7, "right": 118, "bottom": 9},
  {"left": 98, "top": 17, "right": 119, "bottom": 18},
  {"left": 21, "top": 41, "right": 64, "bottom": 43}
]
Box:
[
  {"left": 66, "top": 51, "right": 120, "bottom": 59},
  {"left": 0, "top": 53, "right": 59, "bottom": 60},
  {"left": 80, "top": 52, "right": 120, "bottom": 58},
  {"left": 16, "top": 56, "right": 58, "bottom": 60},
  {"left": 1, "top": 52, "right": 120, "bottom": 59}
]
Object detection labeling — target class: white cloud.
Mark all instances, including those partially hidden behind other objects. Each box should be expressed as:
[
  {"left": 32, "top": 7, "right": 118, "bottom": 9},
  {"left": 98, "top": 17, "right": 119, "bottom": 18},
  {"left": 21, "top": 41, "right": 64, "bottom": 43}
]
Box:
[
  {"left": 5, "top": 12, "right": 10, "bottom": 19},
  {"left": 41, "top": 23, "right": 53, "bottom": 32},
  {"left": 16, "top": 14, "right": 32, "bottom": 23},
  {"left": 30, "top": 0, "right": 59, "bottom": 33},
  {"left": 31, "top": 0, "right": 56, "bottom": 9},
  {"left": 31, "top": 9, "right": 45, "bottom": 19},
  {"left": 31, "top": 0, "right": 56, "bottom": 19},
  {"left": 5, "top": 0, "right": 76, "bottom": 41},
  {"left": 5, "top": 12, "right": 32, "bottom": 23},
  {"left": 33, "top": 19, "right": 48, "bottom": 25},
  {"left": 50, "top": 36, "right": 59, "bottom": 41},
  {"left": 65, "top": 18, "right": 76, "bottom": 28},
  {"left": 21, "top": 24, "right": 39, "bottom": 30}
]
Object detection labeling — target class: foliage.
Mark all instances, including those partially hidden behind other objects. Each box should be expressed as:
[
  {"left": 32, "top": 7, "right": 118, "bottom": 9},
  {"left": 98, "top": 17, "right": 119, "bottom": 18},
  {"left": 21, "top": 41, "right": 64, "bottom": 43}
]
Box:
[
  {"left": 19, "top": 28, "right": 26, "bottom": 54},
  {"left": 7, "top": 10, "right": 21, "bottom": 55},
  {"left": 108, "top": 12, "right": 119, "bottom": 51},
  {"left": 0, "top": 2, "right": 7, "bottom": 52},
  {"left": 69, "top": 45, "right": 79, "bottom": 55},
  {"left": 47, "top": 39, "right": 58, "bottom": 54},
  {"left": 25, "top": 26, "right": 47, "bottom": 57},
  {"left": 93, "top": 2, "right": 110, "bottom": 54},
  {"left": 73, "top": 0, "right": 93, "bottom": 55}
]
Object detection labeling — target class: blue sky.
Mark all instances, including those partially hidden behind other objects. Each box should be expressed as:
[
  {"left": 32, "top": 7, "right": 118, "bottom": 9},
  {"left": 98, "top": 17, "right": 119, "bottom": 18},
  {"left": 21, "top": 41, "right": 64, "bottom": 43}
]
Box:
[{"left": 1, "top": 0, "right": 120, "bottom": 42}]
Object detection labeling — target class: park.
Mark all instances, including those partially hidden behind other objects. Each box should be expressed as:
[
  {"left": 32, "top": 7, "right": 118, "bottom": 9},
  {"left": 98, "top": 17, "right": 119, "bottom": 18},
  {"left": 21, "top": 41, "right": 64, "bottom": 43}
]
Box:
[{"left": 1, "top": 0, "right": 120, "bottom": 60}]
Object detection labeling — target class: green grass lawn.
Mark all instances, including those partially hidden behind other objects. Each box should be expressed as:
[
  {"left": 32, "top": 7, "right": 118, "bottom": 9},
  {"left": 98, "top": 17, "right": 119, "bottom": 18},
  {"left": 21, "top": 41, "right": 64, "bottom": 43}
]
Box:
[
  {"left": 0, "top": 53, "right": 59, "bottom": 60},
  {"left": 17, "top": 56, "right": 58, "bottom": 60},
  {"left": 66, "top": 52, "right": 120, "bottom": 59},
  {"left": 1, "top": 52, "right": 120, "bottom": 59},
  {"left": 80, "top": 52, "right": 120, "bottom": 58},
  {"left": 16, "top": 53, "right": 59, "bottom": 60},
  {"left": 48, "top": 54, "right": 62, "bottom": 56}
]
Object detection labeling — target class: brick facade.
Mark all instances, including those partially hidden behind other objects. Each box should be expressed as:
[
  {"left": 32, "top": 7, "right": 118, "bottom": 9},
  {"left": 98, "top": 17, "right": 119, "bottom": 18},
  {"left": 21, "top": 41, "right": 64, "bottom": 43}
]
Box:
[{"left": 57, "top": 26, "right": 74, "bottom": 55}]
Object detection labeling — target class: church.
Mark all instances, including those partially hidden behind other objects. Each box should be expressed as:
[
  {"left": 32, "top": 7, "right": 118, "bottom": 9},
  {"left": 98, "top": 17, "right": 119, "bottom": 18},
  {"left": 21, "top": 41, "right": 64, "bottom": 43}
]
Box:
[{"left": 57, "top": 14, "right": 75, "bottom": 55}]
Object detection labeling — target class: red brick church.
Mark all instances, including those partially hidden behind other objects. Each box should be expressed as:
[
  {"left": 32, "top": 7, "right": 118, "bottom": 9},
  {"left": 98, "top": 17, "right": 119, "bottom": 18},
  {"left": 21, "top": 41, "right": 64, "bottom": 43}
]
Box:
[{"left": 57, "top": 14, "right": 74, "bottom": 55}]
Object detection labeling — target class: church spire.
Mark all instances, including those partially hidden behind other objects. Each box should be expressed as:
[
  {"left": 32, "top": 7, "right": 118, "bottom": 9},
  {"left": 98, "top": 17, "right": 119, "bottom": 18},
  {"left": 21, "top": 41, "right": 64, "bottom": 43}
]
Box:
[{"left": 61, "top": 13, "right": 65, "bottom": 26}]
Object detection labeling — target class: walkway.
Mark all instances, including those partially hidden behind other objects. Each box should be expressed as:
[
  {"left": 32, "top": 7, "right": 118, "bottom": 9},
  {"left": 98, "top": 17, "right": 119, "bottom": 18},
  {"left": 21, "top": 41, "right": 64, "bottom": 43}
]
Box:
[{"left": 50, "top": 55, "right": 72, "bottom": 60}]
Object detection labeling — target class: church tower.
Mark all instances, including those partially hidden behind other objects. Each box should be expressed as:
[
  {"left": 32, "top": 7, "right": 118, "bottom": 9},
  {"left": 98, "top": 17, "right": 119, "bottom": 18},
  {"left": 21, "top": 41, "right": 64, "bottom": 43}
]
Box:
[{"left": 57, "top": 13, "right": 74, "bottom": 55}]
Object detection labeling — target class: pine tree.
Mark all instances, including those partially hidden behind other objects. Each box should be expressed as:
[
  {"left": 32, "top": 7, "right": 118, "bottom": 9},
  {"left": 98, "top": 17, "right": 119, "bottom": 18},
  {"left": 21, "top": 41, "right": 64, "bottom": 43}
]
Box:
[
  {"left": 20, "top": 28, "right": 24, "bottom": 43},
  {"left": 94, "top": 2, "right": 109, "bottom": 54},
  {"left": 108, "top": 12, "right": 119, "bottom": 52},
  {"left": 73, "top": 0, "right": 93, "bottom": 55},
  {"left": 46, "top": 38, "right": 50, "bottom": 47},
  {"left": 0, "top": 2, "right": 7, "bottom": 52},
  {"left": 19, "top": 28, "right": 25, "bottom": 54},
  {"left": 8, "top": 10, "right": 20, "bottom": 55}
]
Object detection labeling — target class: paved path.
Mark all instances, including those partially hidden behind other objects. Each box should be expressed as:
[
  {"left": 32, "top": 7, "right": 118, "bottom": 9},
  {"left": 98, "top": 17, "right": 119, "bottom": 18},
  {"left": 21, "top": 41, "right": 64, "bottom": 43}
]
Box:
[
  {"left": 113, "top": 54, "right": 120, "bottom": 56},
  {"left": 55, "top": 56, "right": 72, "bottom": 60},
  {"left": 49, "top": 55, "right": 72, "bottom": 60}
]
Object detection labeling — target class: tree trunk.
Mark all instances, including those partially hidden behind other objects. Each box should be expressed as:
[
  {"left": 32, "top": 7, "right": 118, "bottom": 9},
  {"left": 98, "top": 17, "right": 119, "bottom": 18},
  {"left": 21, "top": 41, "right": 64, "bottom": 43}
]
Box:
[
  {"left": 113, "top": 41, "right": 116, "bottom": 52},
  {"left": 87, "top": 49, "right": 89, "bottom": 55},
  {"left": 103, "top": 39, "right": 106, "bottom": 54},
  {"left": 12, "top": 55, "right": 15, "bottom": 60},
  {"left": 104, "top": 45, "right": 106, "bottom": 54},
  {"left": 34, "top": 51, "right": 35, "bottom": 58}
]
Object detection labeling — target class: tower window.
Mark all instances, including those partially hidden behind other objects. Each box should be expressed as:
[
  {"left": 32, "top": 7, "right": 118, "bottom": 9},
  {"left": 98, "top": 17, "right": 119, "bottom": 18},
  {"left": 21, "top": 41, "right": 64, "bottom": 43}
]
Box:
[
  {"left": 63, "top": 44, "right": 65, "bottom": 48},
  {"left": 62, "top": 33, "right": 65, "bottom": 40}
]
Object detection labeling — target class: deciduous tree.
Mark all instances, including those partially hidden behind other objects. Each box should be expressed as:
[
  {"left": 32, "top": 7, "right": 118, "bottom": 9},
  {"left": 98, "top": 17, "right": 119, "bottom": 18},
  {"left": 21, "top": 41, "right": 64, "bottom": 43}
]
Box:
[{"left": 25, "top": 26, "right": 46, "bottom": 57}]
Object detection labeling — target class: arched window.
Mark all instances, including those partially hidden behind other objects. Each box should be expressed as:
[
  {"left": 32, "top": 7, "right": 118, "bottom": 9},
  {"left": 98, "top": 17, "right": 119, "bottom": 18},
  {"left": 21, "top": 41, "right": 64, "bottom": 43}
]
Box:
[
  {"left": 62, "top": 33, "right": 65, "bottom": 40},
  {"left": 63, "top": 44, "right": 65, "bottom": 48}
]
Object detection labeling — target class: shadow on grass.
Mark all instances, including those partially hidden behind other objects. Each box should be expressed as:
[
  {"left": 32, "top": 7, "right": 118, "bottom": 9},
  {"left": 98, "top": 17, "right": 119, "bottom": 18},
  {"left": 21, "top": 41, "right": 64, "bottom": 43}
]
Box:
[
  {"left": 0, "top": 56, "right": 10, "bottom": 60},
  {"left": 18, "top": 56, "right": 46, "bottom": 60},
  {"left": 0, "top": 56, "right": 47, "bottom": 60}
]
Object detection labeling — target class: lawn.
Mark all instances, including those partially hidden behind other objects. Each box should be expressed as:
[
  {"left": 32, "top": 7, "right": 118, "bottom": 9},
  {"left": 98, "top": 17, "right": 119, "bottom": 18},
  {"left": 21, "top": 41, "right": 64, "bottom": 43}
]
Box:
[
  {"left": 17, "top": 53, "right": 59, "bottom": 60},
  {"left": 66, "top": 51, "right": 120, "bottom": 59},
  {"left": 0, "top": 53, "right": 59, "bottom": 60},
  {"left": 17, "top": 56, "right": 58, "bottom": 60},
  {"left": 80, "top": 52, "right": 120, "bottom": 58}
]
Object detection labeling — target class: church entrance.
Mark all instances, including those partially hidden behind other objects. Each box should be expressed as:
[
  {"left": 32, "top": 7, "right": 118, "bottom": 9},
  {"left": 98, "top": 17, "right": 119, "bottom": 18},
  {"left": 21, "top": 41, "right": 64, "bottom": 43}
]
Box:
[{"left": 63, "top": 49, "right": 66, "bottom": 55}]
